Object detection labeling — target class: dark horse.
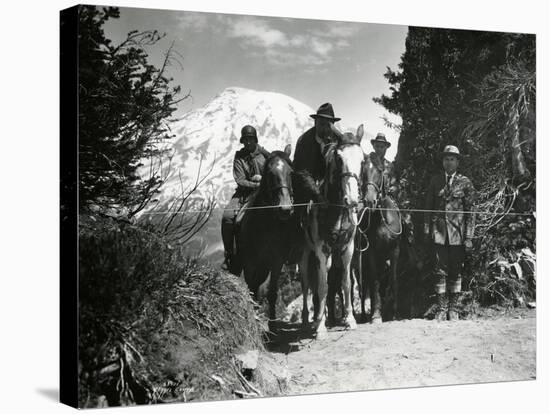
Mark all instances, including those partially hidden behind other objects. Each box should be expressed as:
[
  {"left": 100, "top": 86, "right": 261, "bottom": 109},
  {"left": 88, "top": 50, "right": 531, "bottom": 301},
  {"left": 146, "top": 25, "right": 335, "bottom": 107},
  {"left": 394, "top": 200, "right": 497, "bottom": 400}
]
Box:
[
  {"left": 237, "top": 145, "right": 295, "bottom": 320},
  {"left": 354, "top": 155, "right": 402, "bottom": 323}
]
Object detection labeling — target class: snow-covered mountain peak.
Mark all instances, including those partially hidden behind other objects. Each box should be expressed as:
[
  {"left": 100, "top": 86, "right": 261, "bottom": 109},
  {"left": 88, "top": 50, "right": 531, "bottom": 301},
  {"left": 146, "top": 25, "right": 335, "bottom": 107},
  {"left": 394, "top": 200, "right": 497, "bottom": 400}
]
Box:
[{"left": 148, "top": 87, "right": 316, "bottom": 208}]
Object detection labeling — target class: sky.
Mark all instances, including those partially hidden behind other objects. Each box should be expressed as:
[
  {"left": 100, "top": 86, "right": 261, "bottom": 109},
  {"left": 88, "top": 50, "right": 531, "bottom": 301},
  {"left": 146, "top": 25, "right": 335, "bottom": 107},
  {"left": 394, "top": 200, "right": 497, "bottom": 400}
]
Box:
[{"left": 104, "top": 6, "right": 407, "bottom": 160}]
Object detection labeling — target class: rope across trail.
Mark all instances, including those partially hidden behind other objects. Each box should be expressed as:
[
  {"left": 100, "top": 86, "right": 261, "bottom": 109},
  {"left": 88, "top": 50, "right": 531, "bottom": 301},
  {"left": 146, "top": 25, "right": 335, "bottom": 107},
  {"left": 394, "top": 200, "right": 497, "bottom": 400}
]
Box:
[{"left": 139, "top": 202, "right": 536, "bottom": 217}]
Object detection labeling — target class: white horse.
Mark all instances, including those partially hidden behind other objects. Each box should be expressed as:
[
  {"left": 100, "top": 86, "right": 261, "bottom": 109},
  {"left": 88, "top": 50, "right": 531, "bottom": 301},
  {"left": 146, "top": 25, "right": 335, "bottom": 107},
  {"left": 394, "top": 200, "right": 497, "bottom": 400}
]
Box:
[{"left": 300, "top": 125, "right": 365, "bottom": 339}]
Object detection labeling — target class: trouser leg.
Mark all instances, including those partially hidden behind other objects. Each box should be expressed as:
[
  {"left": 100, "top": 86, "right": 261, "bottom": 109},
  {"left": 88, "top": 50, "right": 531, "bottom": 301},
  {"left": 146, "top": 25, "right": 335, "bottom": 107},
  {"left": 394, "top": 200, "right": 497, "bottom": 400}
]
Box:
[
  {"left": 447, "top": 245, "right": 465, "bottom": 321},
  {"left": 434, "top": 244, "right": 449, "bottom": 295},
  {"left": 447, "top": 245, "right": 464, "bottom": 294},
  {"left": 433, "top": 244, "right": 449, "bottom": 321},
  {"left": 221, "top": 197, "right": 240, "bottom": 256}
]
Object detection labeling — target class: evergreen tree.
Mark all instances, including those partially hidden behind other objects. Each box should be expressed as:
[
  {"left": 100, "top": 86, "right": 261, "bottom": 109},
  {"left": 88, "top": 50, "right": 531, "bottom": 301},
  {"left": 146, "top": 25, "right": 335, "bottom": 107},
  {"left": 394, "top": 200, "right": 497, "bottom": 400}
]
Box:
[
  {"left": 78, "top": 6, "right": 185, "bottom": 216},
  {"left": 375, "top": 27, "right": 536, "bottom": 306}
]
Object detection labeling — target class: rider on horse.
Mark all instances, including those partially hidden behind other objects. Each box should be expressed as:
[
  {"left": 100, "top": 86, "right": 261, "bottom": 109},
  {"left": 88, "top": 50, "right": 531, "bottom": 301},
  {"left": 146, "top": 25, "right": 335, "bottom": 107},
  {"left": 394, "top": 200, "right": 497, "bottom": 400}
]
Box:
[
  {"left": 367, "top": 132, "right": 398, "bottom": 198},
  {"left": 366, "top": 133, "right": 417, "bottom": 245},
  {"left": 293, "top": 103, "right": 342, "bottom": 206},
  {"left": 290, "top": 103, "right": 342, "bottom": 264},
  {"left": 221, "top": 125, "right": 270, "bottom": 271}
]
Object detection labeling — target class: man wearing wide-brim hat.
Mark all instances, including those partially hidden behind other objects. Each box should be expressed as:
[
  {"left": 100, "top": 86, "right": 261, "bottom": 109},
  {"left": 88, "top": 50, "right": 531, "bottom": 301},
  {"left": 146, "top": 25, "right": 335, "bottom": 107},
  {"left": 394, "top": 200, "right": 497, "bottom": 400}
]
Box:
[
  {"left": 423, "top": 145, "right": 476, "bottom": 322},
  {"left": 367, "top": 132, "right": 398, "bottom": 198},
  {"left": 293, "top": 102, "right": 342, "bottom": 205},
  {"left": 287, "top": 103, "right": 342, "bottom": 264}
]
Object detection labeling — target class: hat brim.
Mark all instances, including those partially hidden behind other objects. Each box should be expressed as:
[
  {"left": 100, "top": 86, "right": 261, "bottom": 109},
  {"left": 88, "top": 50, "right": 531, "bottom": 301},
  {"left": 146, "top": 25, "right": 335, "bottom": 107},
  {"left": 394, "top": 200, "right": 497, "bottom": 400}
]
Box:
[
  {"left": 442, "top": 152, "right": 461, "bottom": 158},
  {"left": 310, "top": 114, "right": 341, "bottom": 122},
  {"left": 370, "top": 139, "right": 391, "bottom": 148}
]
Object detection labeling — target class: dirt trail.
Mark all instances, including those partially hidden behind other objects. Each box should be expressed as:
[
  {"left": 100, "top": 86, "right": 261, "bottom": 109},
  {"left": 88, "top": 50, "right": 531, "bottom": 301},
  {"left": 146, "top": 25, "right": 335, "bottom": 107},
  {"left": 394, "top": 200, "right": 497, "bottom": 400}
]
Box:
[{"left": 266, "top": 309, "right": 536, "bottom": 395}]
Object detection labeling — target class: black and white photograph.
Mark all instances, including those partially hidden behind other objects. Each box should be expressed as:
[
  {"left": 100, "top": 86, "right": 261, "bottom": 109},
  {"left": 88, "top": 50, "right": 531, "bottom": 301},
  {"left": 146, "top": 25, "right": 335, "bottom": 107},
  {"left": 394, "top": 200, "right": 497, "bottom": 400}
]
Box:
[
  {"left": 59, "top": 2, "right": 539, "bottom": 409},
  {"left": 3, "top": 0, "right": 539, "bottom": 412}
]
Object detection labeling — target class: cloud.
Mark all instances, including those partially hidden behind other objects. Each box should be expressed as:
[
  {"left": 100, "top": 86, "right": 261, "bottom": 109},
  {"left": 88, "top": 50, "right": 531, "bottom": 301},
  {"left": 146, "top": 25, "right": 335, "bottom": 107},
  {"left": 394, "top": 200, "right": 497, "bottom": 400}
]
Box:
[
  {"left": 176, "top": 12, "right": 210, "bottom": 32},
  {"left": 335, "top": 39, "right": 351, "bottom": 48},
  {"left": 310, "top": 38, "right": 334, "bottom": 57},
  {"left": 326, "top": 23, "right": 362, "bottom": 38},
  {"left": 289, "top": 35, "right": 308, "bottom": 47},
  {"left": 224, "top": 17, "right": 343, "bottom": 68},
  {"left": 259, "top": 48, "right": 329, "bottom": 67},
  {"left": 311, "top": 22, "right": 362, "bottom": 38},
  {"left": 176, "top": 13, "right": 359, "bottom": 70},
  {"left": 229, "top": 18, "right": 289, "bottom": 48}
]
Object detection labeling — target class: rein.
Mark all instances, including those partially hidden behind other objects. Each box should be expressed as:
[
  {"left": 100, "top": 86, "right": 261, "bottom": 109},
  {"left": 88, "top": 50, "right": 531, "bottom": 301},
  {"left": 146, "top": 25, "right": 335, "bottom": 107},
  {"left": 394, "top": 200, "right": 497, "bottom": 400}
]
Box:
[
  {"left": 323, "top": 142, "right": 363, "bottom": 208},
  {"left": 355, "top": 206, "right": 370, "bottom": 252},
  {"left": 379, "top": 199, "right": 403, "bottom": 236},
  {"left": 355, "top": 177, "right": 402, "bottom": 253},
  {"left": 319, "top": 141, "right": 364, "bottom": 246},
  {"left": 371, "top": 170, "right": 401, "bottom": 236}
]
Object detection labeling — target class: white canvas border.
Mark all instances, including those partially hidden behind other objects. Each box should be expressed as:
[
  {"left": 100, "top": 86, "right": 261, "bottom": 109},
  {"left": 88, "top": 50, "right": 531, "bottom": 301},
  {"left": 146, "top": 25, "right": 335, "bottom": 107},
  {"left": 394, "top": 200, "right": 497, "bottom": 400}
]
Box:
[{"left": 2, "top": 0, "right": 546, "bottom": 413}]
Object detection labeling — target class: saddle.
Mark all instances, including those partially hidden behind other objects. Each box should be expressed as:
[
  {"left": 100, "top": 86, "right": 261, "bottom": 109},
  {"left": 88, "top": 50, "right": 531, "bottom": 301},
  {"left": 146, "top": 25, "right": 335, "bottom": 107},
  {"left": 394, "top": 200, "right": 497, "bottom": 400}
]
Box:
[
  {"left": 298, "top": 179, "right": 327, "bottom": 229},
  {"left": 227, "top": 189, "right": 260, "bottom": 274},
  {"left": 235, "top": 189, "right": 259, "bottom": 227}
]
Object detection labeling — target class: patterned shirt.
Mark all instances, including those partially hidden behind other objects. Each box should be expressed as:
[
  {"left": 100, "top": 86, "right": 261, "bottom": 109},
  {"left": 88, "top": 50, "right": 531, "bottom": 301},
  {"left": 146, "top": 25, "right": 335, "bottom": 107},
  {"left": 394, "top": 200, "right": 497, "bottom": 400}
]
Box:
[
  {"left": 424, "top": 172, "right": 476, "bottom": 245},
  {"left": 368, "top": 151, "right": 398, "bottom": 197}
]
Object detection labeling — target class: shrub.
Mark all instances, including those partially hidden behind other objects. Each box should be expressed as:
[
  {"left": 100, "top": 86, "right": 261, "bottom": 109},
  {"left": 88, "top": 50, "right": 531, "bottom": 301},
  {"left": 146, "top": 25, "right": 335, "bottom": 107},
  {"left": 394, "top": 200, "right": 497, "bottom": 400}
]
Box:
[{"left": 78, "top": 215, "right": 267, "bottom": 407}]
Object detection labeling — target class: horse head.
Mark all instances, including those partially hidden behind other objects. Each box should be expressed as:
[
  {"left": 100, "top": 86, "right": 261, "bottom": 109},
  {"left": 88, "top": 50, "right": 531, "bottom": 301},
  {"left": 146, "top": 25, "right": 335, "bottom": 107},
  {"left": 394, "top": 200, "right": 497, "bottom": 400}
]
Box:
[
  {"left": 260, "top": 144, "right": 294, "bottom": 221},
  {"left": 362, "top": 154, "right": 382, "bottom": 209},
  {"left": 325, "top": 124, "right": 365, "bottom": 209}
]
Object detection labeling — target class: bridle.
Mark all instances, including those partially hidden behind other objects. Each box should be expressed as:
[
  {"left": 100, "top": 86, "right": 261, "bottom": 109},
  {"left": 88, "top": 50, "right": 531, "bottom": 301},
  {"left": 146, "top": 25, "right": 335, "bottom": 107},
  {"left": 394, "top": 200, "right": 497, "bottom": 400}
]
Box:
[
  {"left": 355, "top": 169, "right": 401, "bottom": 256},
  {"left": 360, "top": 175, "right": 402, "bottom": 236},
  {"left": 325, "top": 142, "right": 364, "bottom": 205},
  {"left": 264, "top": 159, "right": 294, "bottom": 206},
  {"left": 364, "top": 180, "right": 382, "bottom": 203},
  {"left": 340, "top": 171, "right": 361, "bottom": 185},
  {"left": 268, "top": 184, "right": 293, "bottom": 201}
]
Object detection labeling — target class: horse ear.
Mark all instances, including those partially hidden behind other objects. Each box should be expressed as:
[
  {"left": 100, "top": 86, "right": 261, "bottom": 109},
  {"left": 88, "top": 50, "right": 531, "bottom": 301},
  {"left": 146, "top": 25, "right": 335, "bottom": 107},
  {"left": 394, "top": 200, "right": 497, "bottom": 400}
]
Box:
[
  {"left": 356, "top": 124, "right": 364, "bottom": 142},
  {"left": 284, "top": 144, "right": 292, "bottom": 157}
]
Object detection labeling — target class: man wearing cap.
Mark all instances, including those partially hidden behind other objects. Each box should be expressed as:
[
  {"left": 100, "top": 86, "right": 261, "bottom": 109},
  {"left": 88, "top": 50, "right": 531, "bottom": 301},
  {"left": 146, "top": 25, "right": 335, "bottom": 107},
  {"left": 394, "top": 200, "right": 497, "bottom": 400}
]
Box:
[
  {"left": 424, "top": 145, "right": 476, "bottom": 321},
  {"left": 368, "top": 132, "right": 398, "bottom": 198},
  {"left": 293, "top": 102, "right": 342, "bottom": 205},
  {"left": 221, "top": 125, "right": 271, "bottom": 271}
]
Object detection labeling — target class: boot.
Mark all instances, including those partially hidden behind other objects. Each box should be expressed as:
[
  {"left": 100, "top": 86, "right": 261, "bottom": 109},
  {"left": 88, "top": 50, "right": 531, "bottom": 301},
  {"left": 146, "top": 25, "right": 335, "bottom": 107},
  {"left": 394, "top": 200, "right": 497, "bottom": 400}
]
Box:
[
  {"left": 434, "top": 293, "right": 447, "bottom": 322},
  {"left": 221, "top": 251, "right": 231, "bottom": 271},
  {"left": 447, "top": 292, "right": 460, "bottom": 321}
]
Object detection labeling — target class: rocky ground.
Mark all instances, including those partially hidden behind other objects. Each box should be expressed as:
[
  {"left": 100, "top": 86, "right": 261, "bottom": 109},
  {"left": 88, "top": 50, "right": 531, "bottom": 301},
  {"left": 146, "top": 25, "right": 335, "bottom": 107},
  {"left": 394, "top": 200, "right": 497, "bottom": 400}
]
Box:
[{"left": 265, "top": 308, "right": 536, "bottom": 396}]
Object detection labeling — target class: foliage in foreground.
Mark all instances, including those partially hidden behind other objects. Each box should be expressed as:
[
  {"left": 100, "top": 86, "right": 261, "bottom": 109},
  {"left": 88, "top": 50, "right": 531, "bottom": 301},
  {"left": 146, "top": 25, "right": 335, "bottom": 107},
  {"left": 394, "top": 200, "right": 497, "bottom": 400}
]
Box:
[{"left": 78, "top": 216, "right": 276, "bottom": 407}]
